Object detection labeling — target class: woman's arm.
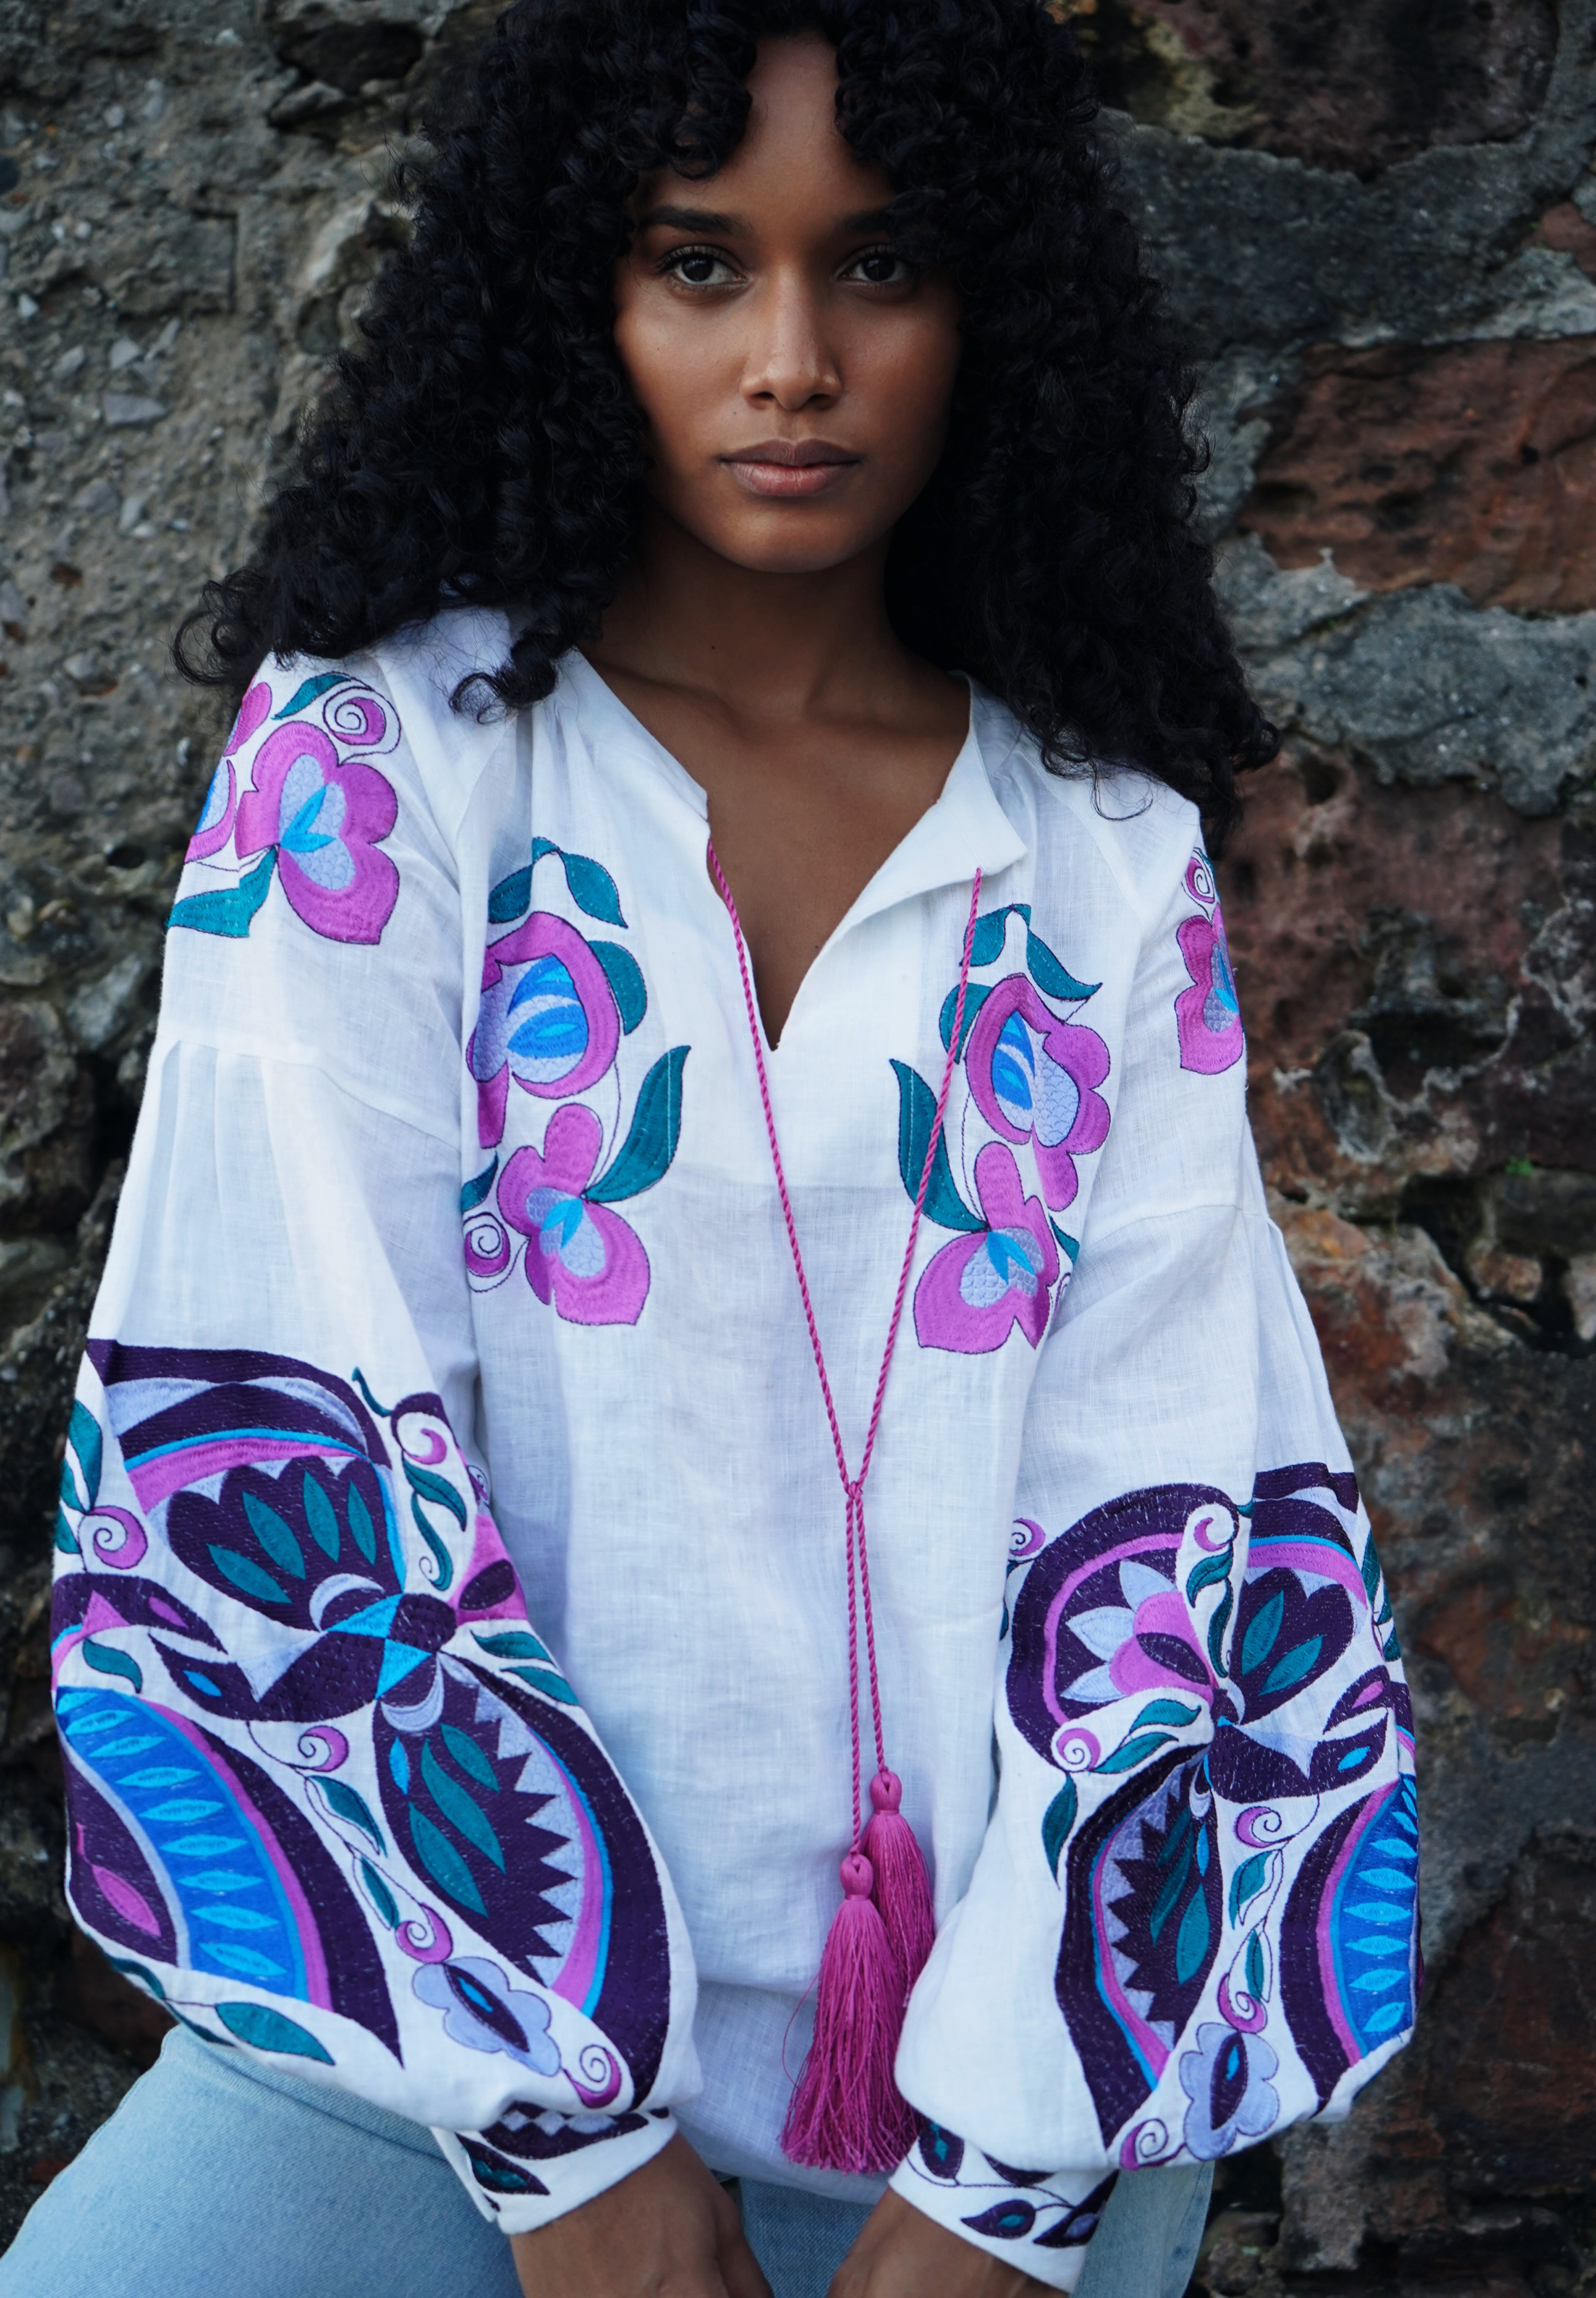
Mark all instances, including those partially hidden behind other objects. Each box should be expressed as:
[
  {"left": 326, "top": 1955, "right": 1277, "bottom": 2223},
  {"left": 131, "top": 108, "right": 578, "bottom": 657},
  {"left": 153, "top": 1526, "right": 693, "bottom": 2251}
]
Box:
[
  {"left": 878, "top": 822, "right": 1418, "bottom": 2291},
  {"left": 51, "top": 654, "right": 702, "bottom": 2245}
]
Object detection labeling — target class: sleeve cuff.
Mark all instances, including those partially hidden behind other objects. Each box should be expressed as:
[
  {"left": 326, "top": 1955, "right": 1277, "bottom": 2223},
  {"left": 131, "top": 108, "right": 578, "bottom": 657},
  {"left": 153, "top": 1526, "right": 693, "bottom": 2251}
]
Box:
[
  {"left": 890, "top": 2118, "right": 1118, "bottom": 2294},
  {"left": 434, "top": 2102, "right": 679, "bottom": 2236}
]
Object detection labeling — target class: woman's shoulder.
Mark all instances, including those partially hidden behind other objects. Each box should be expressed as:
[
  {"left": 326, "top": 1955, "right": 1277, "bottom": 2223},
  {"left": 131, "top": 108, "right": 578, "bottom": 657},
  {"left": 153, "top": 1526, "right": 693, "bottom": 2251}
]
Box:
[
  {"left": 263, "top": 606, "right": 531, "bottom": 848},
  {"left": 974, "top": 688, "right": 1201, "bottom": 933}
]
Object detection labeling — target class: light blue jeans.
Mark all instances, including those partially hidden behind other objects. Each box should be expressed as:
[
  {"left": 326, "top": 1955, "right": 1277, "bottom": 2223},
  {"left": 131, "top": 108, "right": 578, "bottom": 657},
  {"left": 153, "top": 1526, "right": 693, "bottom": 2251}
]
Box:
[{"left": 0, "top": 2025, "right": 1212, "bottom": 2296}]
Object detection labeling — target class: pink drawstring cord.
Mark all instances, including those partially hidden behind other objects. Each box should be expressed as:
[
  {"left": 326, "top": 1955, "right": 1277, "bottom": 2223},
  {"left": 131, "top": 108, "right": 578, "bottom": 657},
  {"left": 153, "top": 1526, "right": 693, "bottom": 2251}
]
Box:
[{"left": 708, "top": 841, "right": 982, "bottom": 2171}]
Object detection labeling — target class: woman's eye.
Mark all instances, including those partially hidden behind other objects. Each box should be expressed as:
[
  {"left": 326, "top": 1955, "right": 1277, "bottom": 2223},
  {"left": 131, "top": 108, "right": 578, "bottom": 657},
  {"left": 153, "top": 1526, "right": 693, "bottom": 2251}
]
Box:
[
  {"left": 665, "top": 247, "right": 738, "bottom": 288},
  {"left": 845, "top": 248, "right": 913, "bottom": 287}
]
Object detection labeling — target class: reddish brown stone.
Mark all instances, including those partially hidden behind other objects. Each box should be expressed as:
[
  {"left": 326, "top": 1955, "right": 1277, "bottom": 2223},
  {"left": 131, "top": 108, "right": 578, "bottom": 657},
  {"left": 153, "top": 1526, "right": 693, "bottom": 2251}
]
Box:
[
  {"left": 1236, "top": 340, "right": 1596, "bottom": 613},
  {"left": 1425, "top": 1828, "right": 1596, "bottom": 2194},
  {"left": 1061, "top": 0, "right": 1556, "bottom": 175},
  {"left": 1219, "top": 750, "right": 1567, "bottom": 1208},
  {"left": 1536, "top": 201, "right": 1596, "bottom": 282}
]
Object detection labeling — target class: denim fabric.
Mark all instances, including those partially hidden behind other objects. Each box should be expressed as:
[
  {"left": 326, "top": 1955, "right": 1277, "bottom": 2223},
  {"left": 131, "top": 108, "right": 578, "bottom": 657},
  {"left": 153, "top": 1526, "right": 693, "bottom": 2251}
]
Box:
[{"left": 0, "top": 2023, "right": 1210, "bottom": 2298}]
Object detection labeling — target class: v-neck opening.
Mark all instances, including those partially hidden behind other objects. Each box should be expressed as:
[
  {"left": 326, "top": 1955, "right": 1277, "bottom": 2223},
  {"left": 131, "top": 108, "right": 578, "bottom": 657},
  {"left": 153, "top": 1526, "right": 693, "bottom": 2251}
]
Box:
[{"left": 561, "top": 650, "right": 1029, "bottom": 1051}]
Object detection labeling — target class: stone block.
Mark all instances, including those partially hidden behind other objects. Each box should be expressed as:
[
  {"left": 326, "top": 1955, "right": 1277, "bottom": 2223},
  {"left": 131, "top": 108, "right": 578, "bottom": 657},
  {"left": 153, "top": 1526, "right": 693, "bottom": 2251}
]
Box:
[{"left": 1237, "top": 340, "right": 1596, "bottom": 613}]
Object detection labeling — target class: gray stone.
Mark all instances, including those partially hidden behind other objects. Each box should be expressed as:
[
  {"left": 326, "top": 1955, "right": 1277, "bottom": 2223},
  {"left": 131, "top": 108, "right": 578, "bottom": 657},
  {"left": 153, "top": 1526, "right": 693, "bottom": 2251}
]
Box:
[
  {"left": 65, "top": 954, "right": 148, "bottom": 1052},
  {"left": 1241, "top": 576, "right": 1596, "bottom": 815},
  {"left": 100, "top": 391, "right": 166, "bottom": 428},
  {"left": 69, "top": 477, "right": 117, "bottom": 519}
]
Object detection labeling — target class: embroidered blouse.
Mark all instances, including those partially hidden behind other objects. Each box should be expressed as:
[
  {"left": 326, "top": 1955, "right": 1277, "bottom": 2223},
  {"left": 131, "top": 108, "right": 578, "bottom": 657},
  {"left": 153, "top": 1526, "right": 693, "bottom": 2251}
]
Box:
[{"left": 50, "top": 620, "right": 1419, "bottom": 2288}]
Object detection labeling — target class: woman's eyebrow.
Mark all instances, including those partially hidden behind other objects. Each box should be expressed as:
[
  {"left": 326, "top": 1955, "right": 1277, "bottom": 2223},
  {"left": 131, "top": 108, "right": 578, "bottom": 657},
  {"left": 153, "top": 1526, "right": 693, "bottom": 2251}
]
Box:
[
  {"left": 634, "top": 203, "right": 897, "bottom": 235},
  {"left": 636, "top": 203, "right": 743, "bottom": 232}
]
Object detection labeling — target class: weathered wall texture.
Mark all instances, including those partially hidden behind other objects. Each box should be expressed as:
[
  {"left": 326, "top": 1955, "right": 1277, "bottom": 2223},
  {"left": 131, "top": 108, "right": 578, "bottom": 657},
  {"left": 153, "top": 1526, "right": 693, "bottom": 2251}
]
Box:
[{"left": 0, "top": 0, "right": 1592, "bottom": 2280}]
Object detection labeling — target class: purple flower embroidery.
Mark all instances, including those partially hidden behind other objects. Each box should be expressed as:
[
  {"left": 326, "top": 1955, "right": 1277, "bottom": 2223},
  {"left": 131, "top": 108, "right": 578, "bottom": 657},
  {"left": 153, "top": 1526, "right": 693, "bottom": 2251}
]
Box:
[
  {"left": 234, "top": 721, "right": 399, "bottom": 946},
  {"left": 186, "top": 682, "right": 272, "bottom": 863},
  {"left": 468, "top": 916, "right": 622, "bottom": 1152},
  {"left": 914, "top": 1145, "right": 1060, "bottom": 1355},
  {"left": 500, "top": 1106, "right": 651, "bottom": 1327},
  {"left": 965, "top": 977, "right": 1110, "bottom": 1214},
  {"left": 172, "top": 676, "right": 403, "bottom": 946},
  {"left": 1174, "top": 866, "right": 1244, "bottom": 1075}
]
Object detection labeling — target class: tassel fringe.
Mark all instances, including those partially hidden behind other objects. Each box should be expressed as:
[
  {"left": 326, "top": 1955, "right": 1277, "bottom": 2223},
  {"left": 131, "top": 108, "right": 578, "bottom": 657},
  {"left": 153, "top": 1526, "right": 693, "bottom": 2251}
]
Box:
[
  {"left": 863, "top": 1769, "right": 935, "bottom": 2002},
  {"left": 780, "top": 1852, "right": 916, "bottom": 2174}
]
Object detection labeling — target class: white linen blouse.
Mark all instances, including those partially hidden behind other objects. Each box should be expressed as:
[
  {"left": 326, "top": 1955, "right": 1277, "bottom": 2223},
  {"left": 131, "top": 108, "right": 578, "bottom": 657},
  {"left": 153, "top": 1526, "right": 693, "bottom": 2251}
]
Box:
[{"left": 49, "top": 619, "right": 1419, "bottom": 2288}]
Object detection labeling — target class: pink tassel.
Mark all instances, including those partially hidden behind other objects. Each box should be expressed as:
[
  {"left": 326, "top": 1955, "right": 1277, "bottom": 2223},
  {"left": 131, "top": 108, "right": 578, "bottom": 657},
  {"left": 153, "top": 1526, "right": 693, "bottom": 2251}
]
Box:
[
  {"left": 780, "top": 1852, "right": 916, "bottom": 2175},
  {"left": 864, "top": 1769, "right": 935, "bottom": 2001}
]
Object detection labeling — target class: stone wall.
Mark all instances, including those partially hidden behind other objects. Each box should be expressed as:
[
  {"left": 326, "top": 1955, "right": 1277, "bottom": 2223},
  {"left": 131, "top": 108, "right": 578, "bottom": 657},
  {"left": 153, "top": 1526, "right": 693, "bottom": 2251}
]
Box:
[{"left": 0, "top": 0, "right": 1592, "bottom": 2282}]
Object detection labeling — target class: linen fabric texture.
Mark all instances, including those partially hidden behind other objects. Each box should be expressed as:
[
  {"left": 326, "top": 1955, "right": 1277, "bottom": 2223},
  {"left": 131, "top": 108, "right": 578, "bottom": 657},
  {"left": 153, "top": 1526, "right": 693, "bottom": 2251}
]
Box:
[{"left": 47, "top": 623, "right": 1418, "bottom": 2288}]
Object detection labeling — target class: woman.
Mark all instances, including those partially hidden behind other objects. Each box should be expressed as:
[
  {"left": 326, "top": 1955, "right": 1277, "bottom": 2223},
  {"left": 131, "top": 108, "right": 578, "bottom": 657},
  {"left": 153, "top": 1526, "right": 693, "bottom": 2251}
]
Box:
[{"left": 6, "top": 6, "right": 1420, "bottom": 2296}]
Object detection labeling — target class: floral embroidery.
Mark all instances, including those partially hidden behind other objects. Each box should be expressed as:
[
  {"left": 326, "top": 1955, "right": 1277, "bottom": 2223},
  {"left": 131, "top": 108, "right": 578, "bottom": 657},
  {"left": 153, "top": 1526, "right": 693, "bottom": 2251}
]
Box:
[
  {"left": 172, "top": 672, "right": 402, "bottom": 946},
  {"left": 1003, "top": 1467, "right": 1417, "bottom": 2164},
  {"left": 51, "top": 1344, "right": 674, "bottom": 2105},
  {"left": 892, "top": 904, "right": 1107, "bottom": 1355},
  {"left": 462, "top": 843, "right": 687, "bottom": 1329},
  {"left": 500, "top": 1107, "right": 652, "bottom": 1327},
  {"left": 964, "top": 977, "right": 1110, "bottom": 1216},
  {"left": 912, "top": 1144, "right": 1059, "bottom": 1353},
  {"left": 901, "top": 2118, "right": 1118, "bottom": 2254},
  {"left": 1174, "top": 849, "right": 1243, "bottom": 1075}
]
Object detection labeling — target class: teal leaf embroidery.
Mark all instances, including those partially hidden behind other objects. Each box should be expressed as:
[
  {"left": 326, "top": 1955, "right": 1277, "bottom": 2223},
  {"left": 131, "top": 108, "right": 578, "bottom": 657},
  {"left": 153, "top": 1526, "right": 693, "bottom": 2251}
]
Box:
[
  {"left": 891, "top": 1060, "right": 983, "bottom": 1232},
  {"left": 346, "top": 1484, "right": 377, "bottom": 1564},
  {"left": 408, "top": 1804, "right": 487, "bottom": 1913},
  {"left": 208, "top": 1545, "right": 289, "bottom": 1605},
  {"left": 216, "top": 2001, "right": 335, "bottom": 2062},
  {"left": 421, "top": 1739, "right": 506, "bottom": 1869},
  {"left": 509, "top": 1664, "right": 579, "bottom": 1703},
  {"left": 488, "top": 866, "right": 533, "bottom": 925},
  {"left": 589, "top": 939, "right": 647, "bottom": 1033},
  {"left": 1092, "top": 1731, "right": 1174, "bottom": 1773},
  {"left": 1049, "top": 1221, "right": 1080, "bottom": 1261},
  {"left": 460, "top": 1157, "right": 498, "bottom": 1214},
  {"left": 272, "top": 672, "right": 346, "bottom": 721},
  {"left": 1240, "top": 1590, "right": 1285, "bottom": 1678},
  {"left": 360, "top": 1860, "right": 399, "bottom": 1928},
  {"left": 1042, "top": 1779, "right": 1078, "bottom": 1878},
  {"left": 1131, "top": 1699, "right": 1200, "bottom": 1730},
  {"left": 1245, "top": 1929, "right": 1267, "bottom": 1998},
  {"left": 560, "top": 850, "right": 626, "bottom": 926},
  {"left": 168, "top": 849, "right": 277, "bottom": 939},
  {"left": 404, "top": 1459, "right": 468, "bottom": 1530},
  {"left": 1186, "top": 1550, "right": 1233, "bottom": 1602},
  {"left": 1024, "top": 924, "right": 1096, "bottom": 1002},
  {"left": 474, "top": 1629, "right": 554, "bottom": 1664},
  {"left": 67, "top": 1400, "right": 103, "bottom": 1510},
  {"left": 938, "top": 979, "right": 991, "bottom": 1057},
  {"left": 316, "top": 1776, "right": 385, "bottom": 1850},
  {"left": 1229, "top": 1851, "right": 1271, "bottom": 1922},
  {"left": 441, "top": 1722, "right": 498, "bottom": 1790},
  {"left": 81, "top": 1639, "right": 142, "bottom": 1693},
  {"left": 240, "top": 1490, "right": 306, "bottom": 1580},
  {"left": 970, "top": 910, "right": 1010, "bottom": 968},
  {"left": 589, "top": 1046, "right": 689, "bottom": 1203},
  {"left": 302, "top": 1474, "right": 340, "bottom": 1559}
]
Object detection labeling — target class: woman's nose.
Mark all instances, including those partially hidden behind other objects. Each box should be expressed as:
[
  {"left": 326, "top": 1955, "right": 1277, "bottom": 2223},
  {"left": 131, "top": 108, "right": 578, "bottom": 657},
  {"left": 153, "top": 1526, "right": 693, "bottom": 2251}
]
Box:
[{"left": 741, "top": 270, "right": 842, "bottom": 411}]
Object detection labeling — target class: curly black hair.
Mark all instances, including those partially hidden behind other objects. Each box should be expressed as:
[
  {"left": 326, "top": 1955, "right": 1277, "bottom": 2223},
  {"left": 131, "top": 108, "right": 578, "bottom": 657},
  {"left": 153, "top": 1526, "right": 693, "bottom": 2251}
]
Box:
[{"left": 178, "top": 0, "right": 1276, "bottom": 843}]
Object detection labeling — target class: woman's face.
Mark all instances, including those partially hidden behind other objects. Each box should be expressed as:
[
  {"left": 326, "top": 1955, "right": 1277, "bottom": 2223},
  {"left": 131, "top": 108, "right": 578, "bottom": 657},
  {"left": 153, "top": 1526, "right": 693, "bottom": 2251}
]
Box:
[{"left": 611, "top": 35, "right": 962, "bottom": 578}]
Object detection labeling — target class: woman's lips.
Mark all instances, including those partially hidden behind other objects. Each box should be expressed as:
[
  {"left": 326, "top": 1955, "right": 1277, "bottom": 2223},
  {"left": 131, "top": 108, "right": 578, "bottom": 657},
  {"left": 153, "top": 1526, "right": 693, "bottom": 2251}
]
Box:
[{"left": 721, "top": 443, "right": 861, "bottom": 499}]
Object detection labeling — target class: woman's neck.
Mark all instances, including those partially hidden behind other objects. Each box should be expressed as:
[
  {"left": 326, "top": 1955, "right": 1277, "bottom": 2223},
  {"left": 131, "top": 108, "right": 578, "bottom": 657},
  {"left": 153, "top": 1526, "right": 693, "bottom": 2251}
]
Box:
[
  {"left": 584, "top": 505, "right": 968, "bottom": 1046},
  {"left": 589, "top": 506, "right": 918, "bottom": 734}
]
